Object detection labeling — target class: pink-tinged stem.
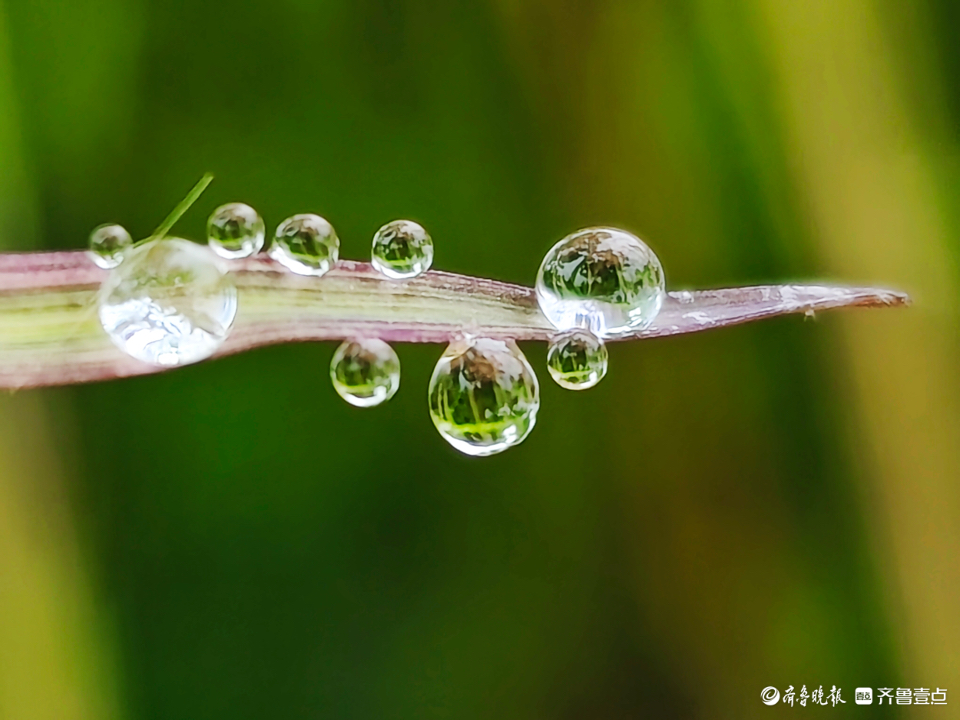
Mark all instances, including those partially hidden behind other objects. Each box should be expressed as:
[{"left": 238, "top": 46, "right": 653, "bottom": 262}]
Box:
[{"left": 0, "top": 250, "right": 908, "bottom": 389}]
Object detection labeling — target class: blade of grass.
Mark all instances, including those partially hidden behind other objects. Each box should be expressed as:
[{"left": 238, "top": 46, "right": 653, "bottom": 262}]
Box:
[
  {"left": 148, "top": 173, "right": 214, "bottom": 240},
  {"left": 0, "top": 250, "right": 908, "bottom": 388}
]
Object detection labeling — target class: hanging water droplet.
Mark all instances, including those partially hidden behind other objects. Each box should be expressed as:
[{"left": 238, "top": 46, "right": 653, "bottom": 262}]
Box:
[
  {"left": 97, "top": 238, "right": 238, "bottom": 367},
  {"left": 269, "top": 214, "right": 339, "bottom": 276},
  {"left": 428, "top": 337, "right": 540, "bottom": 456},
  {"left": 547, "top": 329, "right": 608, "bottom": 390},
  {"left": 330, "top": 338, "right": 400, "bottom": 407},
  {"left": 536, "top": 227, "right": 665, "bottom": 337},
  {"left": 371, "top": 220, "right": 434, "bottom": 279},
  {"left": 207, "top": 202, "right": 265, "bottom": 259},
  {"left": 88, "top": 224, "right": 132, "bottom": 269}
]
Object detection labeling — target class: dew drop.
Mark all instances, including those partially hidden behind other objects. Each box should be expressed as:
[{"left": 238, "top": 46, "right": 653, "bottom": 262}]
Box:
[
  {"left": 269, "top": 214, "right": 339, "bottom": 276},
  {"left": 97, "top": 238, "right": 238, "bottom": 367},
  {"left": 371, "top": 220, "right": 434, "bottom": 279},
  {"left": 428, "top": 337, "right": 540, "bottom": 456},
  {"left": 330, "top": 338, "right": 400, "bottom": 408},
  {"left": 536, "top": 227, "right": 665, "bottom": 337},
  {"left": 88, "top": 224, "right": 132, "bottom": 269},
  {"left": 207, "top": 202, "right": 265, "bottom": 259},
  {"left": 547, "top": 329, "right": 608, "bottom": 390}
]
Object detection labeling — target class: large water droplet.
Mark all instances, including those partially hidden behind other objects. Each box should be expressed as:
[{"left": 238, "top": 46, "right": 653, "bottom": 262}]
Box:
[
  {"left": 269, "top": 214, "right": 339, "bottom": 276},
  {"left": 98, "top": 238, "right": 238, "bottom": 367},
  {"left": 207, "top": 202, "right": 265, "bottom": 259},
  {"left": 536, "top": 227, "right": 665, "bottom": 337},
  {"left": 330, "top": 338, "right": 400, "bottom": 407},
  {"left": 428, "top": 337, "right": 540, "bottom": 456},
  {"left": 547, "top": 329, "right": 608, "bottom": 390},
  {"left": 371, "top": 220, "right": 434, "bottom": 279},
  {"left": 88, "top": 224, "right": 132, "bottom": 269}
]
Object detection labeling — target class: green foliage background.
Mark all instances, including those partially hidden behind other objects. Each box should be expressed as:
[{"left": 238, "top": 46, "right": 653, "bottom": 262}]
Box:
[{"left": 1, "top": 1, "right": 958, "bottom": 718}]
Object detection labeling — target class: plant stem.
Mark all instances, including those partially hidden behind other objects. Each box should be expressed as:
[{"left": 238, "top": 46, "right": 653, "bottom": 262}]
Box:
[
  {"left": 149, "top": 173, "right": 214, "bottom": 240},
  {"left": 0, "top": 250, "right": 908, "bottom": 389}
]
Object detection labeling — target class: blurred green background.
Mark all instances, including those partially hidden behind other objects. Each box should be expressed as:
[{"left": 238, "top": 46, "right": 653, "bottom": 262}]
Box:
[{"left": 1, "top": 0, "right": 958, "bottom": 718}]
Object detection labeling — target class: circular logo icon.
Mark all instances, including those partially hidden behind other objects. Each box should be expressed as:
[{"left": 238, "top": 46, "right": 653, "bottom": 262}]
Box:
[{"left": 761, "top": 687, "right": 781, "bottom": 705}]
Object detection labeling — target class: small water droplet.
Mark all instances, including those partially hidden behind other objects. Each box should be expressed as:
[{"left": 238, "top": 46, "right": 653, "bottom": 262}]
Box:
[
  {"left": 536, "top": 227, "right": 665, "bottom": 337},
  {"left": 98, "top": 238, "right": 238, "bottom": 367},
  {"left": 207, "top": 202, "right": 265, "bottom": 259},
  {"left": 330, "top": 338, "right": 400, "bottom": 407},
  {"left": 371, "top": 220, "right": 434, "bottom": 279},
  {"left": 269, "top": 214, "right": 339, "bottom": 276},
  {"left": 88, "top": 224, "right": 132, "bottom": 269},
  {"left": 547, "top": 329, "right": 608, "bottom": 390},
  {"left": 428, "top": 337, "right": 539, "bottom": 456}
]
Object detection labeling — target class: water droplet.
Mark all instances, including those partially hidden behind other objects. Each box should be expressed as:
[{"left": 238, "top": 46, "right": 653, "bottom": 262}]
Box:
[
  {"left": 88, "top": 224, "right": 132, "bottom": 269},
  {"left": 207, "top": 202, "right": 265, "bottom": 259},
  {"left": 371, "top": 220, "right": 434, "bottom": 279},
  {"left": 536, "top": 227, "right": 665, "bottom": 337},
  {"left": 269, "top": 214, "right": 339, "bottom": 276},
  {"left": 547, "top": 329, "right": 608, "bottom": 390},
  {"left": 98, "top": 238, "right": 238, "bottom": 367},
  {"left": 428, "top": 337, "right": 540, "bottom": 456},
  {"left": 330, "top": 338, "right": 400, "bottom": 407}
]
